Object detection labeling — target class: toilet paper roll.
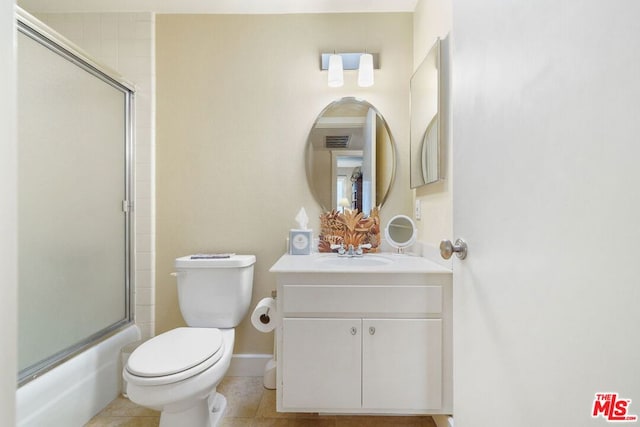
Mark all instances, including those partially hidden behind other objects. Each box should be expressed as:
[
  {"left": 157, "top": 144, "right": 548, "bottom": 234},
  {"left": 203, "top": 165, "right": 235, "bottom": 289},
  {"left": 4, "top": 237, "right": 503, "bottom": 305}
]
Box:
[{"left": 251, "top": 297, "right": 277, "bottom": 333}]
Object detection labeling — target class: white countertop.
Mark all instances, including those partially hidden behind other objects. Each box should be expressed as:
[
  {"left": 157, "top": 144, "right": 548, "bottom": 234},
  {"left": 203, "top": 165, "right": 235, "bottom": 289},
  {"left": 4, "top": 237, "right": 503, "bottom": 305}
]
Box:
[{"left": 269, "top": 252, "right": 452, "bottom": 274}]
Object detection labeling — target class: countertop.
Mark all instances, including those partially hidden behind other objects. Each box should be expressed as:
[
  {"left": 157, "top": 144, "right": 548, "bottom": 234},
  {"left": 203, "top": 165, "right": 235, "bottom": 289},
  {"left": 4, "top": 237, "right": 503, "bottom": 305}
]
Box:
[{"left": 269, "top": 252, "right": 452, "bottom": 274}]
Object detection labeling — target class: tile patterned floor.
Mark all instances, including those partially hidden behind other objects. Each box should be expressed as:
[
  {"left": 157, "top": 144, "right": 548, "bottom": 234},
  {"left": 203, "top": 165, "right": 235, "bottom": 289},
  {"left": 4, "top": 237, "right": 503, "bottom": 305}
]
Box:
[{"left": 86, "top": 376, "right": 437, "bottom": 427}]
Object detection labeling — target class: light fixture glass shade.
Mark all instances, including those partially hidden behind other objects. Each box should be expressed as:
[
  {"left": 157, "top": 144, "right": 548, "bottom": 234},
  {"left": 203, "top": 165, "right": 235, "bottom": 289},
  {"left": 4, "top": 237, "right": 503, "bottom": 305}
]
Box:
[
  {"left": 358, "top": 53, "right": 374, "bottom": 87},
  {"left": 327, "top": 54, "right": 344, "bottom": 87}
]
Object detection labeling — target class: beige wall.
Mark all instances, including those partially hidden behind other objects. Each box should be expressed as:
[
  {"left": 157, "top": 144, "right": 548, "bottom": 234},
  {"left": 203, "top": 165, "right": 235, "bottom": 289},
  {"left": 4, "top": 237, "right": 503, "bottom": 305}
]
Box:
[
  {"left": 413, "top": 0, "right": 453, "bottom": 246},
  {"left": 156, "top": 13, "right": 413, "bottom": 354}
]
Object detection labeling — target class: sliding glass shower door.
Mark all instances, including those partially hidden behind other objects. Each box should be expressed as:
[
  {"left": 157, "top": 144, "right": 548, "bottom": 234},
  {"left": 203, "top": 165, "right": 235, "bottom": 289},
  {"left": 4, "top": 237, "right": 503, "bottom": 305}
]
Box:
[{"left": 17, "top": 15, "right": 134, "bottom": 384}]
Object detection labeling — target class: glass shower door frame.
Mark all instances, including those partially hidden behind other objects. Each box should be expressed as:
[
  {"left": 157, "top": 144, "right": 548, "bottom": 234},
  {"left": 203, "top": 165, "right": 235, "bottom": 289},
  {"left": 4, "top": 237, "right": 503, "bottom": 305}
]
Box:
[{"left": 16, "top": 8, "right": 135, "bottom": 386}]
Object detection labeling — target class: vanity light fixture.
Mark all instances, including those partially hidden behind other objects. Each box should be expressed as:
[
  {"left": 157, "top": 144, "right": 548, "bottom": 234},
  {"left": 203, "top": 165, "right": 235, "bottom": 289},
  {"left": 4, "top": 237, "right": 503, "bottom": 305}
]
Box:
[
  {"left": 327, "top": 53, "right": 344, "bottom": 87},
  {"left": 321, "top": 52, "right": 379, "bottom": 88},
  {"left": 357, "top": 53, "right": 374, "bottom": 87}
]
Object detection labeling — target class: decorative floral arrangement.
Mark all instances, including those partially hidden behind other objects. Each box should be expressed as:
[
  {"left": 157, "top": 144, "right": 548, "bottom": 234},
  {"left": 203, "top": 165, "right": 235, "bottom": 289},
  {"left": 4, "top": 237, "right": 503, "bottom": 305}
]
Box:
[{"left": 318, "top": 207, "right": 380, "bottom": 253}]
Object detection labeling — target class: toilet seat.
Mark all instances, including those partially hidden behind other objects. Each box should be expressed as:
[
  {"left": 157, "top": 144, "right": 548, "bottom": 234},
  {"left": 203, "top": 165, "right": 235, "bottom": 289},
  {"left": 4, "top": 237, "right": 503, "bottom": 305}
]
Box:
[{"left": 126, "top": 327, "right": 224, "bottom": 386}]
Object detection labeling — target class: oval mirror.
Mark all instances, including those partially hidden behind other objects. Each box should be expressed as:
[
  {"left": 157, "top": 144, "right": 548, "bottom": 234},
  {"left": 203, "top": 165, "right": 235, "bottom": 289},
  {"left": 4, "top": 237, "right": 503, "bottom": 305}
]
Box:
[
  {"left": 305, "top": 97, "right": 396, "bottom": 217},
  {"left": 384, "top": 215, "right": 417, "bottom": 252}
]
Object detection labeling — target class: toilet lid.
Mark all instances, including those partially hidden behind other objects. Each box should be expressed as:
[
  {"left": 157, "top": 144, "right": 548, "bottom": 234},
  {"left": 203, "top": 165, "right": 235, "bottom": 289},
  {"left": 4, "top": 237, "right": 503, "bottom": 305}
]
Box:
[{"left": 127, "top": 327, "right": 223, "bottom": 378}]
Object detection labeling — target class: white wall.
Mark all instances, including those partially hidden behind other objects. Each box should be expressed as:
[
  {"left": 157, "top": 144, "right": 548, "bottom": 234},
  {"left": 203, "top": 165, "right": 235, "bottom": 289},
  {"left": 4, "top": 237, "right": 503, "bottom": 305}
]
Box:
[
  {"left": 0, "top": 1, "right": 17, "bottom": 425},
  {"left": 35, "top": 12, "right": 157, "bottom": 339},
  {"left": 413, "top": 0, "right": 451, "bottom": 70}
]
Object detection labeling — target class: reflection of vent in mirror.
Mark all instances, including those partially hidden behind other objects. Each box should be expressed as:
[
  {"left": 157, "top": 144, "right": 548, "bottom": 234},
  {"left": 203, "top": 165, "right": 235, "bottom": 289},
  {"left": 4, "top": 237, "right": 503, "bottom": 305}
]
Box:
[{"left": 325, "top": 135, "right": 350, "bottom": 148}]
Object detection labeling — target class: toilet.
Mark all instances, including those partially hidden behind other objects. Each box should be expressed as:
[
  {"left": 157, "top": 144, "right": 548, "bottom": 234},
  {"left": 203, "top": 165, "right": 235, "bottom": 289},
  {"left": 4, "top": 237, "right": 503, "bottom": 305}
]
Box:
[{"left": 123, "top": 254, "right": 256, "bottom": 427}]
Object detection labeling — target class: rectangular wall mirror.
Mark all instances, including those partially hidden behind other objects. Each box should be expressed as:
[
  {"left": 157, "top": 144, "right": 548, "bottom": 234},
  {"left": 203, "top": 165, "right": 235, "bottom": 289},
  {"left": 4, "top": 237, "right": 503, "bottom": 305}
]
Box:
[{"left": 410, "top": 38, "right": 441, "bottom": 188}]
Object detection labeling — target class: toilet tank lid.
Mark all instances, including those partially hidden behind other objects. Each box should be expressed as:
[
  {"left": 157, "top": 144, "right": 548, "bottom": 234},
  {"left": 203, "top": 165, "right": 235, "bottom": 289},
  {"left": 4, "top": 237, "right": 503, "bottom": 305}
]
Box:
[{"left": 175, "top": 254, "right": 256, "bottom": 269}]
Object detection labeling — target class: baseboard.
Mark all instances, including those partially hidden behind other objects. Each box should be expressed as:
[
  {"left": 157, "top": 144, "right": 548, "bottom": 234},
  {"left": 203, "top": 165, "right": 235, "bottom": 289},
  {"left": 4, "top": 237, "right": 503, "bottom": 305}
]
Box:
[{"left": 227, "top": 353, "right": 273, "bottom": 377}]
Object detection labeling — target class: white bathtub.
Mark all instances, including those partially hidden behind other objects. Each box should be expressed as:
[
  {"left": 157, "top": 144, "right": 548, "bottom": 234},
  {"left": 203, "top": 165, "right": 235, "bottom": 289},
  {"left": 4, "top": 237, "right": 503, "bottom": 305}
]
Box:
[{"left": 17, "top": 325, "right": 141, "bottom": 427}]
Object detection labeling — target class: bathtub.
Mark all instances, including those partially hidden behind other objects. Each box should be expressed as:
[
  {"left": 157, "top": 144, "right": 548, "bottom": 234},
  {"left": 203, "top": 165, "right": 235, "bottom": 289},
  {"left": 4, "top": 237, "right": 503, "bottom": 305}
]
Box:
[{"left": 16, "top": 325, "right": 140, "bottom": 427}]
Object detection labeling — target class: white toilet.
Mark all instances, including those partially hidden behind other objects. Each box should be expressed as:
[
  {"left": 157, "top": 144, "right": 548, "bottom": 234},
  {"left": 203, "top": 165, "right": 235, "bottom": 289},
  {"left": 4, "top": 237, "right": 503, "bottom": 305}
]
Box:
[{"left": 123, "top": 254, "right": 256, "bottom": 427}]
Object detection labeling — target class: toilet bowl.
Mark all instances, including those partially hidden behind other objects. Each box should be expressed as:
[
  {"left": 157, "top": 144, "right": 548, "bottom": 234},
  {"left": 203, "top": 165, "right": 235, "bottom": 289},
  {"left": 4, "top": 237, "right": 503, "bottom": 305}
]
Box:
[
  {"left": 124, "top": 328, "right": 235, "bottom": 427},
  {"left": 123, "top": 254, "right": 255, "bottom": 427}
]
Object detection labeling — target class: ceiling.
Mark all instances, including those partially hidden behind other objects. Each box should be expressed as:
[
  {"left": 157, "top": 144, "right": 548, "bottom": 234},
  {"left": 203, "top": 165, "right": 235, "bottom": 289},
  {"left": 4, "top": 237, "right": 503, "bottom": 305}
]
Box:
[{"left": 18, "top": 0, "right": 418, "bottom": 14}]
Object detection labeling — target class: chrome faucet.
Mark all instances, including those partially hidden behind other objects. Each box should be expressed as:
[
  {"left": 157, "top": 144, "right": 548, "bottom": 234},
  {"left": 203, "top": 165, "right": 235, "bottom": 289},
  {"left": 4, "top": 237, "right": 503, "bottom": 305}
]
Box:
[
  {"left": 330, "top": 243, "right": 372, "bottom": 257},
  {"left": 330, "top": 243, "right": 347, "bottom": 255},
  {"left": 354, "top": 243, "right": 372, "bottom": 256}
]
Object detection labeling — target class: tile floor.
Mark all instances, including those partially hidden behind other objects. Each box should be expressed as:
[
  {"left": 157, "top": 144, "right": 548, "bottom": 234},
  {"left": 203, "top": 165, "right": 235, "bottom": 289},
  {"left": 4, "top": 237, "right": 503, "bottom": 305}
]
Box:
[{"left": 86, "top": 376, "right": 437, "bottom": 427}]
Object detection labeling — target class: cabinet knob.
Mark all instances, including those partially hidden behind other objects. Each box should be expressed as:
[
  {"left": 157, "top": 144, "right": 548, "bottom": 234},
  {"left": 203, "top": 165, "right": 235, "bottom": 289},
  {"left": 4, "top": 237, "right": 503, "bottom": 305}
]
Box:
[
  {"left": 350, "top": 327, "right": 357, "bottom": 335},
  {"left": 369, "top": 326, "right": 376, "bottom": 335}
]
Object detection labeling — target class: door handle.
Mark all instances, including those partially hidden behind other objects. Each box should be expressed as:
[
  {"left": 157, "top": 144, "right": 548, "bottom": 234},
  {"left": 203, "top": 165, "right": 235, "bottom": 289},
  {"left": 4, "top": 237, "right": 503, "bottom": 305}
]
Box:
[{"left": 440, "top": 238, "right": 468, "bottom": 260}]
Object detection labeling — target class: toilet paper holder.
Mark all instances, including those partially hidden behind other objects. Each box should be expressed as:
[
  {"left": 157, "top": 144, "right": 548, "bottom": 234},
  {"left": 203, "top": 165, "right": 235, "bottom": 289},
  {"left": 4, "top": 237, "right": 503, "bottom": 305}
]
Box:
[
  {"left": 259, "top": 290, "right": 277, "bottom": 324},
  {"left": 259, "top": 311, "right": 271, "bottom": 324}
]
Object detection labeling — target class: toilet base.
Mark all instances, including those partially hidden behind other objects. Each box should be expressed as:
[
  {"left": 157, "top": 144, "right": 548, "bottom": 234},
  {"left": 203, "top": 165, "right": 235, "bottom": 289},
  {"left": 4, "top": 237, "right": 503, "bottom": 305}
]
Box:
[
  {"left": 209, "top": 393, "right": 228, "bottom": 427},
  {"left": 158, "top": 392, "right": 227, "bottom": 427}
]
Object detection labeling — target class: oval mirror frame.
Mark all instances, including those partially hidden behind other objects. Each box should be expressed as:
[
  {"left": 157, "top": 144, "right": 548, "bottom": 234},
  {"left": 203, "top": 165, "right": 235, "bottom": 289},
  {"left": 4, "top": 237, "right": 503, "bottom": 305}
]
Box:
[
  {"left": 305, "top": 97, "right": 397, "bottom": 216},
  {"left": 385, "top": 214, "right": 417, "bottom": 252}
]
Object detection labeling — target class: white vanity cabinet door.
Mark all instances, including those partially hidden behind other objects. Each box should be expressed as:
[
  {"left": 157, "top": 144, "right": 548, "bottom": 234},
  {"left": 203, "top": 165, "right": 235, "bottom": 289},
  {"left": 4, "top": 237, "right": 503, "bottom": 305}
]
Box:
[
  {"left": 362, "top": 319, "right": 442, "bottom": 410},
  {"left": 281, "top": 318, "right": 362, "bottom": 409}
]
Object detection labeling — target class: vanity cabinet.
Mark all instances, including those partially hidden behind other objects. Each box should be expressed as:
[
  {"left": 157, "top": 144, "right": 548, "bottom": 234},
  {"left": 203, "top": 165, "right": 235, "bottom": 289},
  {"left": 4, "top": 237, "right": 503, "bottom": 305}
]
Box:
[
  {"left": 270, "top": 254, "right": 453, "bottom": 415},
  {"left": 282, "top": 317, "right": 442, "bottom": 411},
  {"left": 361, "top": 318, "right": 442, "bottom": 410},
  {"left": 282, "top": 318, "right": 361, "bottom": 409}
]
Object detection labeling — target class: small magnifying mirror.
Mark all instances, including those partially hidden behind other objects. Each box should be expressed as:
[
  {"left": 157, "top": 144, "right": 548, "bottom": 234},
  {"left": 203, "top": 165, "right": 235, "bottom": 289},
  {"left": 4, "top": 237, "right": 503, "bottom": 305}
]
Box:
[{"left": 384, "top": 215, "right": 417, "bottom": 253}]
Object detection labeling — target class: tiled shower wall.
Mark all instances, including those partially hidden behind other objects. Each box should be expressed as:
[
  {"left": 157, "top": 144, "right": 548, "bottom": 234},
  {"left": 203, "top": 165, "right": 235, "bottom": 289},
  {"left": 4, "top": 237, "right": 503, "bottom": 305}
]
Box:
[{"left": 36, "top": 12, "right": 156, "bottom": 339}]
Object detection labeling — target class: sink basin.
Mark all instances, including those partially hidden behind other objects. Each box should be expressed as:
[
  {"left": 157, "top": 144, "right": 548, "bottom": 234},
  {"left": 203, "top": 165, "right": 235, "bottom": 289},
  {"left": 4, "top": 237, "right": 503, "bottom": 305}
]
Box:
[{"left": 315, "top": 255, "right": 394, "bottom": 267}]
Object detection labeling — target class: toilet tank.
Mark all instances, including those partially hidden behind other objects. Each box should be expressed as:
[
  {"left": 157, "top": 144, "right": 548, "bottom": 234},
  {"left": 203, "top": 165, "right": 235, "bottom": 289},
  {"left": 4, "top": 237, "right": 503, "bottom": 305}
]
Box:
[{"left": 174, "top": 255, "right": 256, "bottom": 328}]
